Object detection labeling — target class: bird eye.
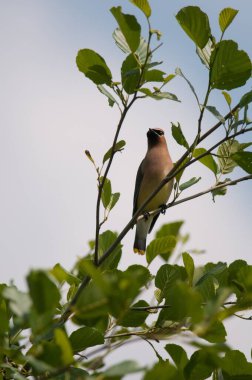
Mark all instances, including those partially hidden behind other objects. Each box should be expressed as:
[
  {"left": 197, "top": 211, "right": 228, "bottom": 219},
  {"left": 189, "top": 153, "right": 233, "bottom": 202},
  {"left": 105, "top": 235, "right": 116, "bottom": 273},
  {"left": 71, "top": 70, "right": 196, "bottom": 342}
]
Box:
[{"left": 154, "top": 129, "right": 164, "bottom": 136}]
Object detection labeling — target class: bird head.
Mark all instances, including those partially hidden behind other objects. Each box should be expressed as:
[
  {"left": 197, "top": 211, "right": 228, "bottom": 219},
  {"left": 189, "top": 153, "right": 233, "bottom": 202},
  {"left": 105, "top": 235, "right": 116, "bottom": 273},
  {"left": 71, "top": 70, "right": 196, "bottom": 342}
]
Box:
[{"left": 147, "top": 128, "right": 165, "bottom": 147}]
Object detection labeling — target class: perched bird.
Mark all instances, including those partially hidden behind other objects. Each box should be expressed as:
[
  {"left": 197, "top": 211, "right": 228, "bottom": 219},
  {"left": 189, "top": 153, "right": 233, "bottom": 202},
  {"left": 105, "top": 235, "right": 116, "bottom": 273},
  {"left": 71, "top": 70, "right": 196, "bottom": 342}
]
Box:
[{"left": 133, "top": 128, "right": 174, "bottom": 255}]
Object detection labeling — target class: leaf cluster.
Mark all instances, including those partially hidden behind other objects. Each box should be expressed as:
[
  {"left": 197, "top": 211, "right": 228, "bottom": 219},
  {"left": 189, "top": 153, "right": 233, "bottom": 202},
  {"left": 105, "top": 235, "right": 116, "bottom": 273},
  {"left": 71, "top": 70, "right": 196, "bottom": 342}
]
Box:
[{"left": 1, "top": 225, "right": 252, "bottom": 378}]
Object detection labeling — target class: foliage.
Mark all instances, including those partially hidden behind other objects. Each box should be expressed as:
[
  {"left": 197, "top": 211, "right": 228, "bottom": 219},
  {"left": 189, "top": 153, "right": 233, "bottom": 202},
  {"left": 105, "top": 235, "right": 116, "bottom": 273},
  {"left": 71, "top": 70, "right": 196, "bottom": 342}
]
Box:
[{"left": 1, "top": 1, "right": 252, "bottom": 380}]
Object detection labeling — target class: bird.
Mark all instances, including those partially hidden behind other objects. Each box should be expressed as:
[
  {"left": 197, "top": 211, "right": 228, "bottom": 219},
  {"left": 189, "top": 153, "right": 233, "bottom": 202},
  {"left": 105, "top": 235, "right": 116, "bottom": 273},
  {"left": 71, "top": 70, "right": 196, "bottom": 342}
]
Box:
[{"left": 133, "top": 128, "right": 174, "bottom": 255}]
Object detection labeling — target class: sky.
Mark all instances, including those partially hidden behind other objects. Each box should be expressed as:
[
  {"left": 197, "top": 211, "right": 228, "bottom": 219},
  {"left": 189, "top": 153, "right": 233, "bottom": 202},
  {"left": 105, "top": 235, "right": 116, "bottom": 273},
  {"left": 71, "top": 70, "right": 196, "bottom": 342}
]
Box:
[{"left": 0, "top": 0, "right": 251, "bottom": 377}]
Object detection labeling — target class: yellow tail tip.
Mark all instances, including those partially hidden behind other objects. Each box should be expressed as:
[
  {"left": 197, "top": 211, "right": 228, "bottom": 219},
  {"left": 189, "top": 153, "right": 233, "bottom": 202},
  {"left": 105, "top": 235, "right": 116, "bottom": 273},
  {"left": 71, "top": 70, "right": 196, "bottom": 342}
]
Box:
[{"left": 133, "top": 248, "right": 145, "bottom": 255}]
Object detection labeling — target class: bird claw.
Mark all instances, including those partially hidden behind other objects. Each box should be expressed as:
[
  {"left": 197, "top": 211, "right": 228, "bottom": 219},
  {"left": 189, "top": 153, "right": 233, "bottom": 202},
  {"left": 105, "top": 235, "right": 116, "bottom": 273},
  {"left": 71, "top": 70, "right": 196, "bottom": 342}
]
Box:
[
  {"left": 143, "top": 211, "right": 150, "bottom": 220},
  {"left": 160, "top": 204, "right": 167, "bottom": 215}
]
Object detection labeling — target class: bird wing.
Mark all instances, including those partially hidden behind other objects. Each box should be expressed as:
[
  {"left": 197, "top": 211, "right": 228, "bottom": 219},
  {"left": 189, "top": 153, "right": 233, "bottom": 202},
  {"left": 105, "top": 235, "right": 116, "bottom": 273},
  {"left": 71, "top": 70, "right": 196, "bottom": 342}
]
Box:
[
  {"left": 148, "top": 212, "right": 160, "bottom": 233},
  {"left": 133, "top": 159, "right": 144, "bottom": 216}
]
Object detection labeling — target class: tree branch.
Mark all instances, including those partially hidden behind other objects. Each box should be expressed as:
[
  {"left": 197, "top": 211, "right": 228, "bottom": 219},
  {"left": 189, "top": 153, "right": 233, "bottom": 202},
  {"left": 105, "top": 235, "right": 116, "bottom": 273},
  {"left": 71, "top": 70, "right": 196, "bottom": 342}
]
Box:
[
  {"left": 94, "top": 102, "right": 135, "bottom": 265},
  {"left": 136, "top": 174, "right": 252, "bottom": 220}
]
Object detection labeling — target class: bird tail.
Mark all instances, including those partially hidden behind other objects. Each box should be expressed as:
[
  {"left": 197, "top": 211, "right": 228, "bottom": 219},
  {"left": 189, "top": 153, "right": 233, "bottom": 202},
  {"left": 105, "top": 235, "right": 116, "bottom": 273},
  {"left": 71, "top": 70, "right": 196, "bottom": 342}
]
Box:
[
  {"left": 133, "top": 216, "right": 153, "bottom": 255},
  {"left": 133, "top": 236, "right": 146, "bottom": 255}
]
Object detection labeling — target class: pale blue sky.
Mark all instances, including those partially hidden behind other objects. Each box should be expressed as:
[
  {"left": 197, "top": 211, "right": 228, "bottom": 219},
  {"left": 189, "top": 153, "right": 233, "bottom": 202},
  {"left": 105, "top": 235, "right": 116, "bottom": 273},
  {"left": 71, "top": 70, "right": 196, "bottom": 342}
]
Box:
[{"left": 0, "top": 0, "right": 251, "bottom": 375}]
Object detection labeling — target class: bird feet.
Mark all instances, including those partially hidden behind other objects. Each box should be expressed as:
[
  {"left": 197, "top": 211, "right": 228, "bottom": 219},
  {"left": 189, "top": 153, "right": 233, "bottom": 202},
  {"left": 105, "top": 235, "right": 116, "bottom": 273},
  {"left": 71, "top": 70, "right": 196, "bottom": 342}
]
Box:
[
  {"left": 143, "top": 211, "right": 150, "bottom": 220},
  {"left": 160, "top": 204, "right": 167, "bottom": 215}
]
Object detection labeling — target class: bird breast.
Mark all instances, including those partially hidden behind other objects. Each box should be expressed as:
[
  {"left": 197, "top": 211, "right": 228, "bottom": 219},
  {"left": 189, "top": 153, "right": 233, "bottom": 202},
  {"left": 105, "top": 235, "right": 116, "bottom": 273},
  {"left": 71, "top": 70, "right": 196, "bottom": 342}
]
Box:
[{"left": 137, "top": 148, "right": 173, "bottom": 212}]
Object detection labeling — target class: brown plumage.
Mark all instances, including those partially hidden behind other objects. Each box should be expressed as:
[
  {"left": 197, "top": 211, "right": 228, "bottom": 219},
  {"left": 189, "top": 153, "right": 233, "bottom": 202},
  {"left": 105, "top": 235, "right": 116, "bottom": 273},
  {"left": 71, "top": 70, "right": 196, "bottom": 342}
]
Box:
[{"left": 133, "top": 128, "right": 173, "bottom": 255}]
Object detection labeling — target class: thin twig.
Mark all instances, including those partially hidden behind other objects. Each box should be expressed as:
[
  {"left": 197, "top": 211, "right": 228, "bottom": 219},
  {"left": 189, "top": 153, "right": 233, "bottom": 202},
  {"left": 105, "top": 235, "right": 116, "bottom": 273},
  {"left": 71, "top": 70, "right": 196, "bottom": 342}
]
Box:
[
  {"left": 197, "top": 79, "right": 211, "bottom": 137},
  {"left": 130, "top": 301, "right": 239, "bottom": 311},
  {"left": 233, "top": 313, "right": 252, "bottom": 321},
  {"left": 131, "top": 304, "right": 171, "bottom": 311}
]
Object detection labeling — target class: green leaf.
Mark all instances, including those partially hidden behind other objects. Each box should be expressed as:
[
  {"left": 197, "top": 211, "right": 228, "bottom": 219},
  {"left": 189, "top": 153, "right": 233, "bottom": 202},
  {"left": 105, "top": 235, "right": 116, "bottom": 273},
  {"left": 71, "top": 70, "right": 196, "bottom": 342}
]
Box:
[
  {"left": 144, "top": 69, "right": 165, "bottom": 83},
  {"left": 184, "top": 350, "right": 216, "bottom": 380},
  {"left": 227, "top": 259, "right": 247, "bottom": 295},
  {"left": 33, "top": 341, "right": 63, "bottom": 368},
  {"left": 78, "top": 260, "right": 108, "bottom": 291},
  {"left": 143, "top": 361, "right": 178, "bottom": 380},
  {"left": 139, "top": 88, "right": 180, "bottom": 101},
  {"left": 130, "top": 0, "right": 151, "bottom": 18},
  {"left": 219, "top": 8, "right": 239, "bottom": 34},
  {"left": 69, "top": 326, "right": 104, "bottom": 352},
  {"left": 113, "top": 28, "right": 149, "bottom": 65},
  {"left": 164, "top": 73, "right": 176, "bottom": 83},
  {"left": 104, "top": 265, "right": 150, "bottom": 318},
  {"left": 171, "top": 122, "right": 189, "bottom": 149},
  {"left": 146, "top": 236, "right": 177, "bottom": 264},
  {"left": 211, "top": 179, "right": 230, "bottom": 200},
  {"left": 175, "top": 67, "right": 199, "bottom": 104},
  {"left": 155, "top": 264, "right": 187, "bottom": 300},
  {"left": 202, "top": 320, "right": 227, "bottom": 343},
  {"left": 113, "top": 27, "right": 131, "bottom": 54},
  {"left": 165, "top": 343, "right": 189, "bottom": 370},
  {"left": 75, "top": 281, "right": 108, "bottom": 319},
  {"left": 174, "top": 157, "right": 190, "bottom": 184},
  {"left": 119, "top": 300, "right": 149, "bottom": 327},
  {"left": 101, "top": 177, "right": 112, "bottom": 209},
  {"left": 236, "top": 265, "right": 252, "bottom": 292},
  {"left": 76, "top": 49, "right": 112, "bottom": 85},
  {"left": 220, "top": 350, "right": 252, "bottom": 377},
  {"left": 193, "top": 147, "right": 218, "bottom": 175},
  {"left": 232, "top": 151, "right": 252, "bottom": 174},
  {"left": 107, "top": 192, "right": 120, "bottom": 212},
  {"left": 99, "top": 230, "right": 122, "bottom": 270},
  {"left": 0, "top": 298, "right": 9, "bottom": 335},
  {"left": 84, "top": 150, "right": 96, "bottom": 166},
  {"left": 3, "top": 286, "right": 31, "bottom": 318},
  {"left": 196, "top": 37, "right": 215, "bottom": 68},
  {"left": 121, "top": 53, "right": 141, "bottom": 94},
  {"left": 183, "top": 252, "right": 194, "bottom": 286},
  {"left": 104, "top": 360, "right": 144, "bottom": 377},
  {"left": 240, "top": 90, "right": 252, "bottom": 108},
  {"left": 210, "top": 40, "right": 251, "bottom": 90},
  {"left": 26, "top": 356, "right": 54, "bottom": 373},
  {"left": 126, "top": 265, "right": 151, "bottom": 287},
  {"left": 97, "top": 85, "right": 117, "bottom": 107},
  {"left": 217, "top": 140, "right": 239, "bottom": 174},
  {"left": 50, "top": 264, "right": 80, "bottom": 286},
  {"left": 196, "top": 276, "right": 216, "bottom": 302},
  {"left": 55, "top": 368, "right": 89, "bottom": 380},
  {"left": 155, "top": 221, "right": 184, "bottom": 261},
  {"left": 159, "top": 282, "right": 203, "bottom": 323},
  {"left": 54, "top": 328, "right": 73, "bottom": 366},
  {"left": 222, "top": 91, "right": 232, "bottom": 107},
  {"left": 205, "top": 105, "right": 225, "bottom": 123},
  {"left": 110, "top": 7, "right": 141, "bottom": 53},
  {"left": 179, "top": 177, "right": 201, "bottom": 191},
  {"left": 27, "top": 271, "right": 60, "bottom": 314},
  {"left": 196, "top": 262, "right": 227, "bottom": 286},
  {"left": 103, "top": 140, "right": 126, "bottom": 164},
  {"left": 176, "top": 6, "right": 211, "bottom": 48},
  {"left": 156, "top": 221, "right": 184, "bottom": 239}
]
